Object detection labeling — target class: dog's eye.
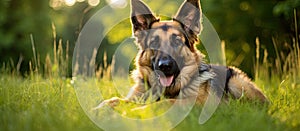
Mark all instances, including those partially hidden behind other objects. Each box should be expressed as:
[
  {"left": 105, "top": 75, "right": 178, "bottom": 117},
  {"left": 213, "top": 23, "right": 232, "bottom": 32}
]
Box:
[
  {"left": 149, "top": 36, "right": 160, "bottom": 49},
  {"left": 171, "top": 34, "right": 183, "bottom": 47}
]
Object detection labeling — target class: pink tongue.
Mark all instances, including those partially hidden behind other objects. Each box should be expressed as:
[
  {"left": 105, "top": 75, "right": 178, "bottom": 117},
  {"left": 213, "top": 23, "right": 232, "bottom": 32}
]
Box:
[{"left": 159, "top": 75, "right": 174, "bottom": 87}]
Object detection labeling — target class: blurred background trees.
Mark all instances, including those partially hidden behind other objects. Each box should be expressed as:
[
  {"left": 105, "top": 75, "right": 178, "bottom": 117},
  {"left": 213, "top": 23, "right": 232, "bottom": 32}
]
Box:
[
  {"left": 0, "top": 0, "right": 51, "bottom": 73},
  {"left": 0, "top": 0, "right": 299, "bottom": 77},
  {"left": 202, "top": 0, "right": 300, "bottom": 76}
]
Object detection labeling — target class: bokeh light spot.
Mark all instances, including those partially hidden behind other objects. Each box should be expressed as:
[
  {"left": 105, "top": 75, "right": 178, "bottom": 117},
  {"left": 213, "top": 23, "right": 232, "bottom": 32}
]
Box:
[
  {"left": 106, "top": 0, "right": 127, "bottom": 9},
  {"left": 88, "top": 0, "right": 100, "bottom": 6},
  {"left": 65, "top": 0, "right": 76, "bottom": 6}
]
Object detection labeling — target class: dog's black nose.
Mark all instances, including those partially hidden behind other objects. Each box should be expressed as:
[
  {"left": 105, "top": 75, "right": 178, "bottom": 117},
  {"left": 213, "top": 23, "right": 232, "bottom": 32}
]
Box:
[
  {"left": 156, "top": 55, "right": 178, "bottom": 76},
  {"left": 158, "top": 56, "right": 173, "bottom": 72}
]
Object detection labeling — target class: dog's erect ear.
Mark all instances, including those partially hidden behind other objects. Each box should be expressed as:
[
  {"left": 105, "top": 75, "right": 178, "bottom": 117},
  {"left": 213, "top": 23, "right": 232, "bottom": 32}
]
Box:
[
  {"left": 131, "top": 0, "right": 157, "bottom": 34},
  {"left": 175, "top": 0, "right": 202, "bottom": 35}
]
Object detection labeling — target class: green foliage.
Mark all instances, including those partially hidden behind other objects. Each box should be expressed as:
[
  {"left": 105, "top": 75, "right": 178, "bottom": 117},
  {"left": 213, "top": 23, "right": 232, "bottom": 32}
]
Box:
[
  {"left": 0, "top": 1, "right": 300, "bottom": 130},
  {"left": 201, "top": 0, "right": 300, "bottom": 76},
  {"left": 0, "top": 0, "right": 52, "bottom": 71},
  {"left": 274, "top": 0, "right": 300, "bottom": 18},
  {"left": 1, "top": 0, "right": 300, "bottom": 76}
]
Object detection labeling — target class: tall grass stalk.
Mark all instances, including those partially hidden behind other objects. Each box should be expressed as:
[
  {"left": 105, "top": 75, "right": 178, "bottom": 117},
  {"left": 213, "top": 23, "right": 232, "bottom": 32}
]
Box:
[
  {"left": 255, "top": 37, "right": 260, "bottom": 80},
  {"left": 30, "top": 34, "right": 38, "bottom": 73}
]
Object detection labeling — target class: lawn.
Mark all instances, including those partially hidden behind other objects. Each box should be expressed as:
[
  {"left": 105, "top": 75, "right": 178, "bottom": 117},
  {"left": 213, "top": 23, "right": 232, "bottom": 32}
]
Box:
[{"left": 0, "top": 67, "right": 299, "bottom": 131}]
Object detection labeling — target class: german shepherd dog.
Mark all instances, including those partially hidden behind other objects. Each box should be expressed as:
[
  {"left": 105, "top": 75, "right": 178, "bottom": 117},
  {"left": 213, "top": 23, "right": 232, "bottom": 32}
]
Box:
[{"left": 95, "top": 0, "right": 267, "bottom": 109}]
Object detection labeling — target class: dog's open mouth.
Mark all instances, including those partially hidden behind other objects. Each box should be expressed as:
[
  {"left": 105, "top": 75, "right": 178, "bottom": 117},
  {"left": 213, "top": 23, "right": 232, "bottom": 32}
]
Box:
[
  {"left": 155, "top": 69, "right": 178, "bottom": 87},
  {"left": 159, "top": 75, "right": 174, "bottom": 87}
]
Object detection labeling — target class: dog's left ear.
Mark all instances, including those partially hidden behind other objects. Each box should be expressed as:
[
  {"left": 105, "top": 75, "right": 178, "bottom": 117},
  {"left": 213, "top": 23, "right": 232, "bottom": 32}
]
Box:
[
  {"left": 175, "top": 0, "right": 202, "bottom": 35},
  {"left": 131, "top": 0, "right": 157, "bottom": 35}
]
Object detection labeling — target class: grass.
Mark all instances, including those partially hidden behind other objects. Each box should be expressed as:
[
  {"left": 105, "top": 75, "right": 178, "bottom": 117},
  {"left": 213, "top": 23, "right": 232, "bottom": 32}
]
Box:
[
  {"left": 0, "top": 74, "right": 99, "bottom": 131},
  {"left": 1, "top": 28, "right": 300, "bottom": 131},
  {"left": 0, "top": 70, "right": 298, "bottom": 131}
]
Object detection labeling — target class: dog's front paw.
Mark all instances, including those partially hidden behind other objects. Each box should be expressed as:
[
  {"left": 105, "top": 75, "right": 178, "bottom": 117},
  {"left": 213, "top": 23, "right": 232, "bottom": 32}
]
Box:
[{"left": 93, "top": 97, "right": 127, "bottom": 110}]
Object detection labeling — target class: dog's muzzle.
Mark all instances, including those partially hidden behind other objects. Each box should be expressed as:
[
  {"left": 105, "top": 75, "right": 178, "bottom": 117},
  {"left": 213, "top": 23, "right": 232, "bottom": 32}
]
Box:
[{"left": 154, "top": 54, "right": 180, "bottom": 87}]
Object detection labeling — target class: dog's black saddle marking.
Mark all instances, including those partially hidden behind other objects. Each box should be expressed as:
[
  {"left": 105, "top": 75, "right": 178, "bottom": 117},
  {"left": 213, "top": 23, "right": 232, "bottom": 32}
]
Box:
[
  {"left": 199, "top": 63, "right": 233, "bottom": 94},
  {"left": 225, "top": 67, "right": 233, "bottom": 93}
]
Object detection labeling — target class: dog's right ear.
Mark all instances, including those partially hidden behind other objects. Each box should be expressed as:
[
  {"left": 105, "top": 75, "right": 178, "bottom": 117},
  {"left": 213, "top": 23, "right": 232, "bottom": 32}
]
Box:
[
  {"left": 175, "top": 0, "right": 202, "bottom": 35},
  {"left": 131, "top": 0, "right": 157, "bottom": 35}
]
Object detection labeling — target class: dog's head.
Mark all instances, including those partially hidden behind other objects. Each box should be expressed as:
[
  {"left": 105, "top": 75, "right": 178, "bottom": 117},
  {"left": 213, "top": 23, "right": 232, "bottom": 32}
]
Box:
[{"left": 131, "top": 0, "right": 203, "bottom": 87}]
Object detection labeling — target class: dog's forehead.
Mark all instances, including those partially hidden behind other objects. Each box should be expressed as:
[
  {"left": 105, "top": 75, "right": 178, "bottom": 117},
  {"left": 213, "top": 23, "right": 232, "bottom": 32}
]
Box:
[
  {"left": 151, "top": 21, "right": 183, "bottom": 39},
  {"left": 151, "top": 21, "right": 181, "bottom": 27},
  {"left": 151, "top": 21, "right": 183, "bottom": 33}
]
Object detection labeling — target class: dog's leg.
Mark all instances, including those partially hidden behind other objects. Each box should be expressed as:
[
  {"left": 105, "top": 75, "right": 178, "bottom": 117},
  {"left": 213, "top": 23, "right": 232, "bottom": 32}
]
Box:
[
  {"left": 93, "top": 97, "right": 129, "bottom": 110},
  {"left": 226, "top": 67, "right": 268, "bottom": 103},
  {"left": 94, "top": 82, "right": 149, "bottom": 109},
  {"left": 130, "top": 97, "right": 197, "bottom": 112}
]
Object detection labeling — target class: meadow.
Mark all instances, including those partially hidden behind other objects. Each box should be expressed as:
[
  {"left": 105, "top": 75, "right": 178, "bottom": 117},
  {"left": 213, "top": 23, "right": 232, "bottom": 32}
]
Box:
[{"left": 0, "top": 37, "right": 300, "bottom": 131}]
